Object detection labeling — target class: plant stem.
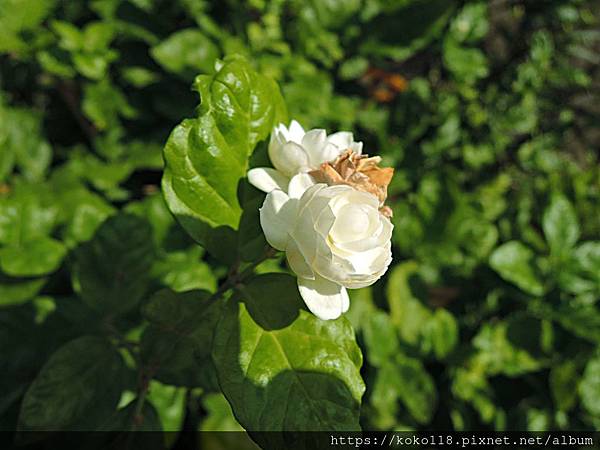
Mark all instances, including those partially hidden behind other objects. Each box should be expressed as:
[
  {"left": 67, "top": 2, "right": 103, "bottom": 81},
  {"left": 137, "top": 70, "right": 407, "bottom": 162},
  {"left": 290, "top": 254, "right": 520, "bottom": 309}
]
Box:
[{"left": 208, "top": 247, "right": 277, "bottom": 302}]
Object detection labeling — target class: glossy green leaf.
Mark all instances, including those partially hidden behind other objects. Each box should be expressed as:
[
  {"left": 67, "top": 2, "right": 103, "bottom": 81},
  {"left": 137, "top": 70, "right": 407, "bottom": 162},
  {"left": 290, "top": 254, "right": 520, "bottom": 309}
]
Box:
[
  {"left": 162, "top": 55, "right": 286, "bottom": 258},
  {"left": 19, "top": 336, "right": 124, "bottom": 431},
  {"left": 543, "top": 194, "right": 580, "bottom": 257},
  {"left": 489, "top": 241, "right": 544, "bottom": 296},
  {"left": 212, "top": 273, "right": 364, "bottom": 441},
  {"left": 141, "top": 289, "right": 220, "bottom": 388},
  {"left": 72, "top": 214, "right": 155, "bottom": 315}
]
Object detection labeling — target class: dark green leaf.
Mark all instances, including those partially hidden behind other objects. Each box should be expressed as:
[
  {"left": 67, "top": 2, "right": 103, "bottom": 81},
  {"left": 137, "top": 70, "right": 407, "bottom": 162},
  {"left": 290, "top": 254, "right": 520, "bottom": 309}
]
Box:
[
  {"left": 141, "top": 289, "right": 220, "bottom": 388},
  {"left": 72, "top": 214, "right": 155, "bottom": 315},
  {"left": 19, "top": 336, "right": 124, "bottom": 431},
  {"left": 212, "top": 273, "right": 364, "bottom": 440}
]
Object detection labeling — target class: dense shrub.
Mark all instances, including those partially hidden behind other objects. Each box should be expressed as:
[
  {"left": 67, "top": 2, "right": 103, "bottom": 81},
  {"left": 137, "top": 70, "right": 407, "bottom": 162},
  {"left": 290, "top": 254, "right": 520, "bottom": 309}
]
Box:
[{"left": 1, "top": 0, "right": 599, "bottom": 444}]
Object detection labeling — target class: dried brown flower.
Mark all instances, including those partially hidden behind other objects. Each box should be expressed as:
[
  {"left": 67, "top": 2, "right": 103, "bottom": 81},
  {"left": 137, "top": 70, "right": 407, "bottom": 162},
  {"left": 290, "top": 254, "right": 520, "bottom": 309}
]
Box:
[{"left": 309, "top": 149, "right": 394, "bottom": 217}]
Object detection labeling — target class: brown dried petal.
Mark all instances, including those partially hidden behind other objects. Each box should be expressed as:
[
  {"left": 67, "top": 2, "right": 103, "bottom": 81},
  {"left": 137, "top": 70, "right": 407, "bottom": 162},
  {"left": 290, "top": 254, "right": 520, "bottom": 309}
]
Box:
[{"left": 309, "top": 149, "right": 394, "bottom": 216}]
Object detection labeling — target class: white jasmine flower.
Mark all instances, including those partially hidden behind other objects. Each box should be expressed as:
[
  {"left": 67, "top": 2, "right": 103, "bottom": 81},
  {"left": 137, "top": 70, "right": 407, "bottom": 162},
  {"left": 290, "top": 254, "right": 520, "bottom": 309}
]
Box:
[
  {"left": 248, "top": 120, "right": 363, "bottom": 198},
  {"left": 259, "top": 183, "right": 393, "bottom": 320}
]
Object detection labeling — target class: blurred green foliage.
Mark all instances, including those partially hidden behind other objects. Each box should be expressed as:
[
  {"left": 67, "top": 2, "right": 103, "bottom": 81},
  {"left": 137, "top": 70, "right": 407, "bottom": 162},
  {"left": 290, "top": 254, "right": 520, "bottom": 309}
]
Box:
[{"left": 1, "top": 0, "right": 599, "bottom": 442}]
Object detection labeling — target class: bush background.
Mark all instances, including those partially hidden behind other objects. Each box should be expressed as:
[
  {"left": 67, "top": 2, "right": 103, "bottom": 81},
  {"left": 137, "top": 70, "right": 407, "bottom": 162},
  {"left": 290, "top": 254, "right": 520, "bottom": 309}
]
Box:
[{"left": 1, "top": 0, "right": 600, "bottom": 440}]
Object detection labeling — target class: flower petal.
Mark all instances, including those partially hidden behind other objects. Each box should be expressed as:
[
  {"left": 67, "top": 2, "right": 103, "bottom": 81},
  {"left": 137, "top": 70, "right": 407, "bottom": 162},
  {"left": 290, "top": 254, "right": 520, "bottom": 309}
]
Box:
[
  {"left": 349, "top": 141, "right": 363, "bottom": 155},
  {"left": 327, "top": 131, "right": 353, "bottom": 149},
  {"left": 287, "top": 120, "right": 305, "bottom": 143},
  {"left": 302, "top": 130, "right": 345, "bottom": 167},
  {"left": 288, "top": 173, "right": 317, "bottom": 199},
  {"left": 327, "top": 131, "right": 362, "bottom": 155},
  {"left": 269, "top": 141, "right": 310, "bottom": 177},
  {"left": 247, "top": 167, "right": 290, "bottom": 193},
  {"left": 297, "top": 275, "right": 349, "bottom": 320},
  {"left": 286, "top": 238, "right": 315, "bottom": 280},
  {"left": 259, "top": 190, "right": 298, "bottom": 250}
]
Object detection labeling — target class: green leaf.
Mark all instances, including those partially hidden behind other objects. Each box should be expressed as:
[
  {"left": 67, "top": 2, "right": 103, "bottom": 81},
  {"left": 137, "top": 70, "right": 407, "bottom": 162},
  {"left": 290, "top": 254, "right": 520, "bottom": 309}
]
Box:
[
  {"left": 212, "top": 273, "right": 364, "bottom": 440},
  {"left": 550, "top": 361, "right": 578, "bottom": 412},
  {"left": 443, "top": 39, "right": 489, "bottom": 82},
  {"left": 531, "top": 301, "right": 600, "bottom": 344},
  {"left": 425, "top": 308, "right": 459, "bottom": 360},
  {"left": 448, "top": 2, "right": 489, "bottom": 43},
  {"left": 489, "top": 241, "right": 544, "bottom": 296},
  {"left": 385, "top": 261, "right": 434, "bottom": 350},
  {"left": 98, "top": 399, "right": 163, "bottom": 441},
  {"left": 121, "top": 66, "right": 159, "bottom": 88},
  {"left": 19, "top": 336, "right": 124, "bottom": 431},
  {"left": 146, "top": 381, "right": 186, "bottom": 432},
  {"left": 151, "top": 29, "right": 219, "bottom": 78},
  {"left": 82, "top": 79, "right": 136, "bottom": 130},
  {"left": 360, "top": 0, "right": 455, "bottom": 62},
  {"left": 72, "top": 214, "right": 155, "bottom": 316},
  {"left": 52, "top": 20, "right": 83, "bottom": 52},
  {"left": 0, "top": 105, "right": 52, "bottom": 182},
  {"left": 0, "top": 238, "right": 66, "bottom": 277},
  {"left": 162, "top": 55, "right": 286, "bottom": 259},
  {"left": 0, "top": 0, "right": 57, "bottom": 52},
  {"left": 362, "top": 310, "right": 399, "bottom": 367},
  {"left": 451, "top": 367, "right": 496, "bottom": 424},
  {"left": 152, "top": 248, "right": 217, "bottom": 293},
  {"left": 141, "top": 289, "right": 220, "bottom": 388},
  {"left": 0, "top": 273, "right": 46, "bottom": 306},
  {"left": 543, "top": 194, "right": 580, "bottom": 257},
  {"left": 200, "top": 393, "right": 244, "bottom": 432},
  {"left": 372, "top": 355, "right": 437, "bottom": 425},
  {"left": 0, "top": 191, "right": 57, "bottom": 245},
  {"left": 580, "top": 355, "right": 600, "bottom": 417},
  {"left": 574, "top": 241, "right": 600, "bottom": 284},
  {"left": 472, "top": 320, "right": 544, "bottom": 377}
]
